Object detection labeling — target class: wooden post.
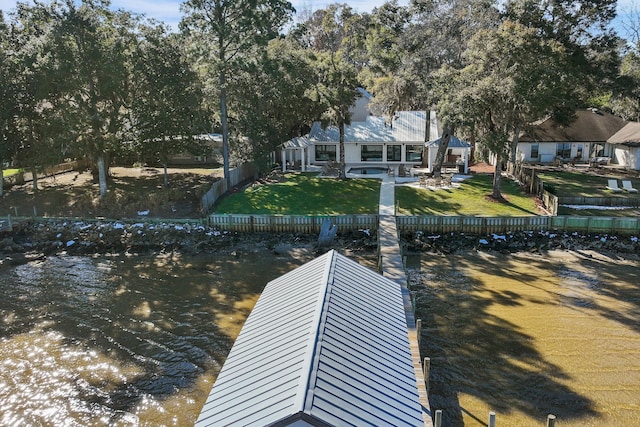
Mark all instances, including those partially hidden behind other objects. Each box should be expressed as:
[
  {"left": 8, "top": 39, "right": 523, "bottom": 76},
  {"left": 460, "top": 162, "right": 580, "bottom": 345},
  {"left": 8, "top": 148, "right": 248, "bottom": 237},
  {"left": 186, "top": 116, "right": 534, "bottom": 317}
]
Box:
[
  {"left": 423, "top": 357, "right": 430, "bottom": 392},
  {"left": 7, "top": 215, "right": 12, "bottom": 231},
  {"left": 546, "top": 414, "right": 556, "bottom": 427},
  {"left": 488, "top": 411, "right": 496, "bottom": 427},
  {"left": 416, "top": 319, "right": 422, "bottom": 344},
  {"left": 434, "top": 409, "right": 442, "bottom": 427},
  {"left": 33, "top": 206, "right": 37, "bottom": 217}
]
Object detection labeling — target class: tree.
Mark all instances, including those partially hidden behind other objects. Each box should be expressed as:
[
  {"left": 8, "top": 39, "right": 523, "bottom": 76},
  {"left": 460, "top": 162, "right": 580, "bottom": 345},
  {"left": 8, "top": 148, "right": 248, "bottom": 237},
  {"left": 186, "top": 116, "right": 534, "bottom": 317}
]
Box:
[
  {"left": 0, "top": 11, "right": 19, "bottom": 197},
  {"left": 181, "top": 0, "right": 294, "bottom": 190},
  {"left": 230, "top": 37, "right": 322, "bottom": 171},
  {"left": 131, "top": 23, "right": 205, "bottom": 187},
  {"left": 300, "top": 4, "right": 360, "bottom": 179},
  {"left": 437, "top": 21, "right": 571, "bottom": 199},
  {"left": 51, "top": 0, "right": 137, "bottom": 199}
]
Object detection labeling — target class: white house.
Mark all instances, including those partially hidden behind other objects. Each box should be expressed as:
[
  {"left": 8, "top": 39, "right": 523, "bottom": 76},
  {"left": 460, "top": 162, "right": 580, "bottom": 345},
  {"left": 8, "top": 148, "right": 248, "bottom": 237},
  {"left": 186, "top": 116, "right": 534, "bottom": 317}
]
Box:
[
  {"left": 281, "top": 90, "right": 471, "bottom": 174},
  {"left": 516, "top": 109, "right": 627, "bottom": 164},
  {"left": 607, "top": 122, "right": 640, "bottom": 170}
]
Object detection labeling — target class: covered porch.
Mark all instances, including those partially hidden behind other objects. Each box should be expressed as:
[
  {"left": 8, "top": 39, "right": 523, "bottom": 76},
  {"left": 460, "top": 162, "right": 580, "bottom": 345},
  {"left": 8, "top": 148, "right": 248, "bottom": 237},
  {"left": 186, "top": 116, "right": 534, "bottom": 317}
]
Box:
[
  {"left": 423, "top": 135, "right": 472, "bottom": 174},
  {"left": 280, "top": 136, "right": 312, "bottom": 172}
]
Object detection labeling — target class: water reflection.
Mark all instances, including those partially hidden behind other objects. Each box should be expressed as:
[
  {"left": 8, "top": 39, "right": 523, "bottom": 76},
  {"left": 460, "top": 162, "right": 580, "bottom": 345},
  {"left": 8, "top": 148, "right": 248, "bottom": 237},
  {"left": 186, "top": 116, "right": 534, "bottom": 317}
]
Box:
[
  {"left": 0, "top": 253, "right": 313, "bottom": 426},
  {"left": 408, "top": 250, "right": 640, "bottom": 426}
]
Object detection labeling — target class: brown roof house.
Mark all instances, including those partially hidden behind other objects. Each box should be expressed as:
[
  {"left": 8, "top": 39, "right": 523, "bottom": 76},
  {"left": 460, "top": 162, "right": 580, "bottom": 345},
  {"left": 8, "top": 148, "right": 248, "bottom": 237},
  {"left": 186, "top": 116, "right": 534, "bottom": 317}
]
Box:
[
  {"left": 516, "top": 109, "right": 627, "bottom": 165},
  {"left": 607, "top": 122, "right": 640, "bottom": 170}
]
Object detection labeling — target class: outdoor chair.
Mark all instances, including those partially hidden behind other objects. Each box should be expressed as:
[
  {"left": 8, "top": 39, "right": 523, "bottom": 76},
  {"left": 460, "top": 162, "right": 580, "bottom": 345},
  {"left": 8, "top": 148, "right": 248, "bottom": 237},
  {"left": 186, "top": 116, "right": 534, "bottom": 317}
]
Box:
[
  {"left": 622, "top": 180, "right": 639, "bottom": 193},
  {"left": 607, "top": 179, "right": 623, "bottom": 192},
  {"left": 419, "top": 176, "right": 427, "bottom": 188}
]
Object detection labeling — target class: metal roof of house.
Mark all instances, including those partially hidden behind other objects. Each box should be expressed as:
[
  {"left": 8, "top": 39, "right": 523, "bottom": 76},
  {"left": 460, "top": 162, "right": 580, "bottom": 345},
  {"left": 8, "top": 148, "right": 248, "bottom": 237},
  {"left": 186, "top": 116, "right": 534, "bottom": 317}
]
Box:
[
  {"left": 518, "top": 109, "right": 627, "bottom": 143},
  {"left": 608, "top": 122, "right": 640, "bottom": 147},
  {"left": 282, "top": 136, "right": 313, "bottom": 149},
  {"left": 196, "top": 250, "right": 424, "bottom": 427},
  {"left": 308, "top": 111, "right": 427, "bottom": 143},
  {"left": 424, "top": 135, "right": 471, "bottom": 148}
]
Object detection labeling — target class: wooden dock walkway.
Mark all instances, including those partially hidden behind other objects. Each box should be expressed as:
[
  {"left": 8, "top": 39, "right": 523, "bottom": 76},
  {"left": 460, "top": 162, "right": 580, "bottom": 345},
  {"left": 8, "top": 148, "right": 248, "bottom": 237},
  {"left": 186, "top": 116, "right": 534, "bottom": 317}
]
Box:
[{"left": 378, "top": 178, "right": 433, "bottom": 427}]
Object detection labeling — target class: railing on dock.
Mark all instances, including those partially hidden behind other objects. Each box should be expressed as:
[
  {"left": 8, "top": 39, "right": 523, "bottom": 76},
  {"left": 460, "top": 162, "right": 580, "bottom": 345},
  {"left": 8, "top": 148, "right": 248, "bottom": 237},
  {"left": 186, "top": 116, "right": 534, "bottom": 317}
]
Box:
[{"left": 208, "top": 213, "right": 378, "bottom": 233}]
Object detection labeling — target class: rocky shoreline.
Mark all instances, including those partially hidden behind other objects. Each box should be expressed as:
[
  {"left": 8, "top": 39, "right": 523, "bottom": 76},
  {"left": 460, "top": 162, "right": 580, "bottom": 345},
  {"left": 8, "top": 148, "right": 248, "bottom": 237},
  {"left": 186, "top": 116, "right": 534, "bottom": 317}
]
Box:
[
  {"left": 402, "top": 229, "right": 640, "bottom": 256},
  {"left": 0, "top": 219, "right": 379, "bottom": 266},
  {"left": 2, "top": 219, "right": 640, "bottom": 267}
]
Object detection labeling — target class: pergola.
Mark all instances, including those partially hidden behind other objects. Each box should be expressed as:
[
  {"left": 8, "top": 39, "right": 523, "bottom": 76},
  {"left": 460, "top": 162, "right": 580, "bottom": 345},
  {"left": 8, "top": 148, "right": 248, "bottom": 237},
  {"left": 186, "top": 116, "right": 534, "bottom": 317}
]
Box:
[{"left": 281, "top": 136, "right": 312, "bottom": 172}]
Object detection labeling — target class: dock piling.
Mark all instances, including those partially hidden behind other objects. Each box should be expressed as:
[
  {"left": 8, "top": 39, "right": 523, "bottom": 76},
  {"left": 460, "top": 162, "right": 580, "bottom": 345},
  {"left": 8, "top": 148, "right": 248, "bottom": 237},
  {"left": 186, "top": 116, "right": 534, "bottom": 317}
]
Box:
[
  {"left": 434, "top": 409, "right": 442, "bottom": 427},
  {"left": 546, "top": 414, "right": 556, "bottom": 427},
  {"left": 488, "top": 411, "right": 496, "bottom": 427}
]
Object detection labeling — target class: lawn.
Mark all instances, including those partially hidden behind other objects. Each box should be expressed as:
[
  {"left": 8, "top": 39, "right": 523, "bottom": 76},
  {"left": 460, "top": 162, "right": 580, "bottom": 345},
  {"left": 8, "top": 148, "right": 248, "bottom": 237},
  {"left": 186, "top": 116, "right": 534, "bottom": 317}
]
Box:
[
  {"left": 213, "top": 173, "right": 381, "bottom": 215},
  {"left": 2, "top": 168, "right": 23, "bottom": 177},
  {"left": 537, "top": 170, "right": 639, "bottom": 197},
  {"left": 396, "top": 175, "right": 539, "bottom": 216}
]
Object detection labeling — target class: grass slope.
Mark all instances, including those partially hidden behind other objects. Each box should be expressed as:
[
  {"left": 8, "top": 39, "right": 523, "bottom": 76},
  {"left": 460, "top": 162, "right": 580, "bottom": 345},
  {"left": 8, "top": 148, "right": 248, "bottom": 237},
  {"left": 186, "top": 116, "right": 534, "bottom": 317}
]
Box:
[
  {"left": 396, "top": 175, "right": 539, "bottom": 216},
  {"left": 213, "top": 173, "right": 381, "bottom": 215}
]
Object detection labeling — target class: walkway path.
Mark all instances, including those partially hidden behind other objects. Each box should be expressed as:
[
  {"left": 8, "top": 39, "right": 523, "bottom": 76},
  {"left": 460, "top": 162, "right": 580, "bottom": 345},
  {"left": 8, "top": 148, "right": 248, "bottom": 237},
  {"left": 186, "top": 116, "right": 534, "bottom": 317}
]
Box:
[{"left": 378, "top": 177, "right": 433, "bottom": 427}]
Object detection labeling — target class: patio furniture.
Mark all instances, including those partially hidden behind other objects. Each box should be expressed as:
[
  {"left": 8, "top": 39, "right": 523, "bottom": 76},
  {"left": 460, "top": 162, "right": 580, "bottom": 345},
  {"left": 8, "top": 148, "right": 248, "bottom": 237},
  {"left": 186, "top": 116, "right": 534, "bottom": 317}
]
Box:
[
  {"left": 607, "top": 179, "right": 622, "bottom": 192},
  {"left": 622, "top": 180, "right": 639, "bottom": 193},
  {"left": 419, "top": 176, "right": 427, "bottom": 188}
]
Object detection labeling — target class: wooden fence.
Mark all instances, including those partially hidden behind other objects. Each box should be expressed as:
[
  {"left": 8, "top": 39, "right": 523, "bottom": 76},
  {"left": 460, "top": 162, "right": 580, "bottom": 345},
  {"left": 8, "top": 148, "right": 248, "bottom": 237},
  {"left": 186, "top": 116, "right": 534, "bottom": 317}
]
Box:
[
  {"left": 201, "top": 164, "right": 257, "bottom": 212},
  {"left": 397, "top": 215, "right": 640, "bottom": 235},
  {"left": 557, "top": 196, "right": 640, "bottom": 207},
  {"left": 207, "top": 214, "right": 378, "bottom": 233}
]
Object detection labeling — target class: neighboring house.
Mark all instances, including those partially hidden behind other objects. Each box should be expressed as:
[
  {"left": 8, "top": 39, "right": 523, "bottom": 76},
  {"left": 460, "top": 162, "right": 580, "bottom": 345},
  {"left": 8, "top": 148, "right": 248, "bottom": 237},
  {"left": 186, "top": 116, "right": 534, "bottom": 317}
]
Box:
[
  {"left": 168, "top": 133, "right": 222, "bottom": 165},
  {"left": 516, "top": 109, "right": 627, "bottom": 164},
  {"left": 607, "top": 122, "right": 640, "bottom": 170}
]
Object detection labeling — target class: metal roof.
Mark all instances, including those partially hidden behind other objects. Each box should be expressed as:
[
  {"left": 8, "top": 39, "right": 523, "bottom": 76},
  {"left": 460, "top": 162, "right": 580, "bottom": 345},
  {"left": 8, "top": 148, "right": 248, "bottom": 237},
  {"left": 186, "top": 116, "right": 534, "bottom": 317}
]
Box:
[
  {"left": 425, "top": 135, "right": 471, "bottom": 148},
  {"left": 196, "top": 250, "right": 424, "bottom": 427},
  {"left": 308, "top": 111, "right": 427, "bottom": 143},
  {"left": 282, "top": 136, "right": 313, "bottom": 149}
]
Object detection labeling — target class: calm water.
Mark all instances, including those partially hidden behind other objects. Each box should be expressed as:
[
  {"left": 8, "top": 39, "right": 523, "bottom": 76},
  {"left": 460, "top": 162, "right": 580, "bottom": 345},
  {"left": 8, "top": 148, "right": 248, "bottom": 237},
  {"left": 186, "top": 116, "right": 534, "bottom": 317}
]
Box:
[
  {"left": 408, "top": 251, "right": 640, "bottom": 427},
  {"left": 0, "top": 253, "right": 314, "bottom": 426}
]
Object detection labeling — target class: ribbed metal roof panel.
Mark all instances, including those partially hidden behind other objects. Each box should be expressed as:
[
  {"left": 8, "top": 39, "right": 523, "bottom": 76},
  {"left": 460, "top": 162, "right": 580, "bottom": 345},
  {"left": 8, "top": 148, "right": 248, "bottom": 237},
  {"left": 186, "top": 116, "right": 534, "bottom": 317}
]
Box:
[
  {"left": 308, "top": 112, "right": 427, "bottom": 143},
  {"left": 196, "top": 250, "right": 423, "bottom": 426}
]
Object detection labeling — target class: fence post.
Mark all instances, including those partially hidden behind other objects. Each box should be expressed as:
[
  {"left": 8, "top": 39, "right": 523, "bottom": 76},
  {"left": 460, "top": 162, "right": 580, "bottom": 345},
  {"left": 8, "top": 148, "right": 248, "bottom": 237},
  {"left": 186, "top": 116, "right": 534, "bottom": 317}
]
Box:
[
  {"left": 423, "top": 357, "right": 430, "bottom": 392},
  {"left": 546, "top": 414, "right": 556, "bottom": 427},
  {"left": 434, "top": 409, "right": 442, "bottom": 427},
  {"left": 488, "top": 411, "right": 496, "bottom": 427}
]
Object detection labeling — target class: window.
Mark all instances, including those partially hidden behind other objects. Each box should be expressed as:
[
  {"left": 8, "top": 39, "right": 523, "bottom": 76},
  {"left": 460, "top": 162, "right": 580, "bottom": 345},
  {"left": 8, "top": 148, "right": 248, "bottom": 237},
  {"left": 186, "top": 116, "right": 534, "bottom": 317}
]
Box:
[
  {"left": 315, "top": 144, "right": 336, "bottom": 161},
  {"left": 387, "top": 145, "right": 401, "bottom": 161},
  {"left": 530, "top": 144, "right": 539, "bottom": 160},
  {"left": 556, "top": 143, "right": 571, "bottom": 159},
  {"left": 406, "top": 145, "right": 423, "bottom": 162},
  {"left": 361, "top": 145, "right": 383, "bottom": 162},
  {"left": 576, "top": 144, "right": 583, "bottom": 159}
]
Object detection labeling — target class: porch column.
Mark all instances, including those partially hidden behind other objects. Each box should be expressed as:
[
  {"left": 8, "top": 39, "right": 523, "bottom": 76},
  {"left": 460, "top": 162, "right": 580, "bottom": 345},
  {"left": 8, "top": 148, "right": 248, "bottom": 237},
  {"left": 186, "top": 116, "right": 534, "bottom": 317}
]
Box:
[
  {"left": 301, "top": 148, "right": 306, "bottom": 172},
  {"left": 281, "top": 149, "right": 287, "bottom": 172},
  {"left": 464, "top": 148, "right": 469, "bottom": 173}
]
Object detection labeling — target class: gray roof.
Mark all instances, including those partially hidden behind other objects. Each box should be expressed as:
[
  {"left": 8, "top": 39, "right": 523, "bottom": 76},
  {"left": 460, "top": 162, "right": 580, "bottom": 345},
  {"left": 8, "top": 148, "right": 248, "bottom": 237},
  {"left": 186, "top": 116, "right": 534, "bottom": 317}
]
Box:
[
  {"left": 282, "top": 136, "right": 313, "bottom": 149},
  {"left": 425, "top": 135, "right": 471, "bottom": 148},
  {"left": 518, "top": 109, "right": 627, "bottom": 143},
  {"left": 196, "top": 250, "right": 424, "bottom": 427},
  {"left": 607, "top": 122, "right": 640, "bottom": 147},
  {"left": 309, "top": 111, "right": 427, "bottom": 143}
]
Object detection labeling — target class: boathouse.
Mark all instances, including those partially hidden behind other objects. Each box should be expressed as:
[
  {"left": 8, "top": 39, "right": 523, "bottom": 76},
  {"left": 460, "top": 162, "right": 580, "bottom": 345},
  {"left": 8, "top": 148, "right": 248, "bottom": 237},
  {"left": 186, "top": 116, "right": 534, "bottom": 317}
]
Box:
[{"left": 196, "top": 250, "right": 425, "bottom": 426}]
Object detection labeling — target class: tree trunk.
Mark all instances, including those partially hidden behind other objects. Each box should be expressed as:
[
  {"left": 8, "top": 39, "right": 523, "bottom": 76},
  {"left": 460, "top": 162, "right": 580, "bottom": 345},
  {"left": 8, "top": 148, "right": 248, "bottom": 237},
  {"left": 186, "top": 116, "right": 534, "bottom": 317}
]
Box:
[
  {"left": 31, "top": 166, "right": 38, "bottom": 192},
  {"left": 97, "top": 154, "right": 108, "bottom": 198},
  {"left": 492, "top": 154, "right": 503, "bottom": 200},
  {"left": 509, "top": 125, "right": 520, "bottom": 165},
  {"left": 163, "top": 161, "right": 169, "bottom": 188},
  {"left": 220, "top": 71, "right": 231, "bottom": 191},
  {"left": 0, "top": 163, "right": 3, "bottom": 197},
  {"left": 432, "top": 125, "right": 453, "bottom": 178},
  {"left": 338, "top": 119, "right": 346, "bottom": 180}
]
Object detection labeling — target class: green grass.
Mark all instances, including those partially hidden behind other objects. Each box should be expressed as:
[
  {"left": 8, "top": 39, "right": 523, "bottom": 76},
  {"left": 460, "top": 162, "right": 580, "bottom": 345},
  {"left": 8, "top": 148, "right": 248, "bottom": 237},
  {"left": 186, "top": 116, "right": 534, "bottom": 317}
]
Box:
[
  {"left": 2, "top": 168, "right": 23, "bottom": 178},
  {"left": 537, "top": 171, "right": 639, "bottom": 197},
  {"left": 213, "top": 173, "right": 381, "bottom": 215},
  {"left": 396, "top": 175, "right": 539, "bottom": 216}
]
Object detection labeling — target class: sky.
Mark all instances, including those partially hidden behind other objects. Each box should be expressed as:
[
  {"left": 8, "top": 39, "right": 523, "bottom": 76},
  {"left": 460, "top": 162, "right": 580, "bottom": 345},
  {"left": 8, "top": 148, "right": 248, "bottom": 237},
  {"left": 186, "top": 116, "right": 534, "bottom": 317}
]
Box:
[{"left": 0, "top": 0, "right": 636, "bottom": 39}]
